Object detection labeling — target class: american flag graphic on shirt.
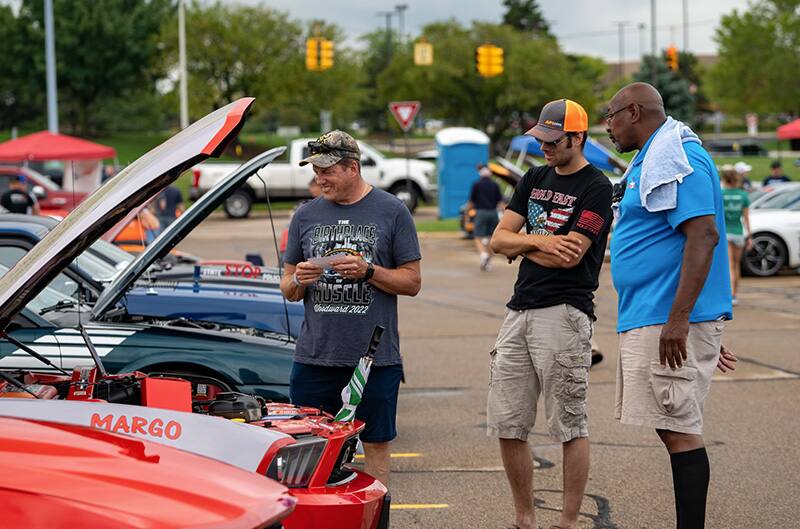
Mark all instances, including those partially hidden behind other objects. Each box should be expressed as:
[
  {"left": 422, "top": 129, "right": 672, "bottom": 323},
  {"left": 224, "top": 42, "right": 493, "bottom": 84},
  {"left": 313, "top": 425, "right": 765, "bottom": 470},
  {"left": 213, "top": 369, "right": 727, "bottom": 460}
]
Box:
[{"left": 546, "top": 207, "right": 574, "bottom": 233}]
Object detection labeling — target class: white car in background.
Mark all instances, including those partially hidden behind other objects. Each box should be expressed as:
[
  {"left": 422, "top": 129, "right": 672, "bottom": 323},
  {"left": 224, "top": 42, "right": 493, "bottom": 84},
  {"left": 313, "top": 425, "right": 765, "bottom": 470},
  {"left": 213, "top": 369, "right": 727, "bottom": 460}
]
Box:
[{"left": 743, "top": 184, "right": 800, "bottom": 276}]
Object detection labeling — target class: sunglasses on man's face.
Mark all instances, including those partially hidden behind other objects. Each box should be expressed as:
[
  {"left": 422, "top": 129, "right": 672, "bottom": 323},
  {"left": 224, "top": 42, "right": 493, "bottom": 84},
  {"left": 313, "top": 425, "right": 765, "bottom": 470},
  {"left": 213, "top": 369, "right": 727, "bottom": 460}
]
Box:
[
  {"left": 307, "top": 140, "right": 358, "bottom": 156},
  {"left": 539, "top": 134, "right": 572, "bottom": 150}
]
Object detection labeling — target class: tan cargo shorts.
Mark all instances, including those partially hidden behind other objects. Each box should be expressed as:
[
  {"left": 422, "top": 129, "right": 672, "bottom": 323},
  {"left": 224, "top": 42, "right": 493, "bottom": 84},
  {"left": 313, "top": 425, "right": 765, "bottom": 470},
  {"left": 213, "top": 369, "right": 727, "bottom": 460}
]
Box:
[
  {"left": 614, "top": 320, "right": 725, "bottom": 435},
  {"left": 487, "top": 304, "right": 592, "bottom": 443}
]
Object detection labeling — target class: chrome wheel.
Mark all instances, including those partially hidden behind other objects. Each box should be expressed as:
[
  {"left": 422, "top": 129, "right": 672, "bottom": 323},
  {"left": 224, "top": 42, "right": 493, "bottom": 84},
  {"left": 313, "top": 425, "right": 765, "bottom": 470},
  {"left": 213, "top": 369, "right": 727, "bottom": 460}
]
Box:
[{"left": 743, "top": 233, "right": 786, "bottom": 277}]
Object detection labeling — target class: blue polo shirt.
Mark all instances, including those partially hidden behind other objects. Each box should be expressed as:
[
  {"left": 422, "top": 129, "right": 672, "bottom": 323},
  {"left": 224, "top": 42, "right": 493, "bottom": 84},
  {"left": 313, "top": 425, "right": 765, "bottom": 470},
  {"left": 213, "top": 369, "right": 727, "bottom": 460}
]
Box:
[{"left": 610, "top": 127, "right": 732, "bottom": 333}]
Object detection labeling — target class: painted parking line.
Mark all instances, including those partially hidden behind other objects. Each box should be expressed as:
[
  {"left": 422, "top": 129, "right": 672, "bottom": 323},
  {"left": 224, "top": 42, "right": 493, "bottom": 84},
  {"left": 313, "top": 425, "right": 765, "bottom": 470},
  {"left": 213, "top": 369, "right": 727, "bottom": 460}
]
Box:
[
  {"left": 355, "top": 452, "right": 422, "bottom": 459},
  {"left": 391, "top": 504, "right": 449, "bottom": 510}
]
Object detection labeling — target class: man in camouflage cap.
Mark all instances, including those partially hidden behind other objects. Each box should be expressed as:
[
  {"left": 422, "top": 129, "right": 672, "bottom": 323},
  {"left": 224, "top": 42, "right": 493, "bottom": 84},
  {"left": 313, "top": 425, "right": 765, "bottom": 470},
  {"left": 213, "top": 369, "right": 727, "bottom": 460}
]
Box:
[
  {"left": 299, "top": 130, "right": 361, "bottom": 168},
  {"left": 281, "top": 129, "right": 422, "bottom": 487}
]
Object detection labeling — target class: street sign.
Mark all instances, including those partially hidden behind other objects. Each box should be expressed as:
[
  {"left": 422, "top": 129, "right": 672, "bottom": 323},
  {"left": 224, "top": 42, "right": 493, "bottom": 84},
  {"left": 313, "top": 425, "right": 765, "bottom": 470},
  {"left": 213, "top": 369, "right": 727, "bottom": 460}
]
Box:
[
  {"left": 388, "top": 101, "right": 421, "bottom": 132},
  {"left": 414, "top": 40, "right": 433, "bottom": 66}
]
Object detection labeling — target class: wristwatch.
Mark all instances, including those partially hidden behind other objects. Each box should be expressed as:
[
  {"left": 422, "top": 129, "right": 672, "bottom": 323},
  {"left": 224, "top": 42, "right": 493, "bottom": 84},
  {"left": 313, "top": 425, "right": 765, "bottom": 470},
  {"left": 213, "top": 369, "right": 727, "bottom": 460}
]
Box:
[
  {"left": 364, "top": 262, "right": 375, "bottom": 281},
  {"left": 292, "top": 273, "right": 303, "bottom": 287}
]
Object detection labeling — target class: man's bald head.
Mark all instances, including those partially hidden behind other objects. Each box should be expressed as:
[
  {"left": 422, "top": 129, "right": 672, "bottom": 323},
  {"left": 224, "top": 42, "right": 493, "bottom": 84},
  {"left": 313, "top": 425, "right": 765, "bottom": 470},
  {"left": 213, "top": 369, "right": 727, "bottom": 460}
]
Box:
[
  {"left": 606, "top": 82, "right": 667, "bottom": 153},
  {"left": 611, "top": 82, "right": 665, "bottom": 118}
]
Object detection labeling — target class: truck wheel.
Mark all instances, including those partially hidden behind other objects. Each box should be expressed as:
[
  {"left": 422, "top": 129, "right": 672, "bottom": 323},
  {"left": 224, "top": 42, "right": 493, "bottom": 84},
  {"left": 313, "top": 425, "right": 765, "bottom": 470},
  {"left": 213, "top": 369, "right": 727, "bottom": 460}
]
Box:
[
  {"left": 742, "top": 233, "right": 787, "bottom": 277},
  {"left": 389, "top": 182, "right": 420, "bottom": 213},
  {"left": 224, "top": 190, "right": 252, "bottom": 219}
]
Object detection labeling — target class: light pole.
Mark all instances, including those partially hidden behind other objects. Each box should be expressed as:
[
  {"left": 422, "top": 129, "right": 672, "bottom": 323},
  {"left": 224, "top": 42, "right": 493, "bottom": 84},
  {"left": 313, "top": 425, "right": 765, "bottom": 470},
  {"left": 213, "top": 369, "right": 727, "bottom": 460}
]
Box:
[
  {"left": 682, "top": 0, "right": 689, "bottom": 51},
  {"left": 377, "top": 11, "right": 394, "bottom": 63},
  {"left": 44, "top": 0, "right": 58, "bottom": 133},
  {"left": 395, "top": 4, "right": 408, "bottom": 49},
  {"left": 650, "top": 0, "right": 657, "bottom": 85},
  {"left": 638, "top": 22, "right": 646, "bottom": 59},
  {"left": 178, "top": 0, "right": 188, "bottom": 129}
]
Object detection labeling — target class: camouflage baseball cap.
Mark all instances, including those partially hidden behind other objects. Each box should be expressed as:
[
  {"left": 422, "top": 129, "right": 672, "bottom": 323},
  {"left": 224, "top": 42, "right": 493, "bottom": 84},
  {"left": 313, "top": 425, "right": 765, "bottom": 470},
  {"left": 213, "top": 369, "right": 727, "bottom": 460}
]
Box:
[{"left": 299, "top": 130, "right": 361, "bottom": 168}]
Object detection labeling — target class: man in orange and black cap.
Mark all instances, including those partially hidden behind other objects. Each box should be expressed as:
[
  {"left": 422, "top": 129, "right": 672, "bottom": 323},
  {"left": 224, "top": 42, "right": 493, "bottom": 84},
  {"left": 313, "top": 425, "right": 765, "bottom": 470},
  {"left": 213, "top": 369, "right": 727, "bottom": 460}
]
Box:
[{"left": 487, "top": 99, "right": 613, "bottom": 529}]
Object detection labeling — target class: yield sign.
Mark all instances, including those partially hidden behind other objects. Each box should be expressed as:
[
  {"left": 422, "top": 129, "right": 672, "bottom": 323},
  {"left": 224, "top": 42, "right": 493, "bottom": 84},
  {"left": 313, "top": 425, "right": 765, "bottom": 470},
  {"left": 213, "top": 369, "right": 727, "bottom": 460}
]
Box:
[{"left": 388, "top": 101, "right": 421, "bottom": 132}]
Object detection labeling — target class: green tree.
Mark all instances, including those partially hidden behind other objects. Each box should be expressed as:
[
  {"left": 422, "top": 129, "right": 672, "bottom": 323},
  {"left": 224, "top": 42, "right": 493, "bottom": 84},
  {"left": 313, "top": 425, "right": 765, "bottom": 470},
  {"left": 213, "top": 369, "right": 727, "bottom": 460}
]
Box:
[
  {"left": 0, "top": 4, "right": 43, "bottom": 130},
  {"left": 160, "top": 6, "right": 362, "bottom": 133},
  {"left": 635, "top": 55, "right": 695, "bottom": 123},
  {"left": 375, "top": 20, "right": 604, "bottom": 145},
  {"left": 708, "top": 0, "right": 800, "bottom": 115},
  {"left": 18, "top": 0, "right": 172, "bottom": 134},
  {"left": 502, "top": 0, "right": 551, "bottom": 36}
]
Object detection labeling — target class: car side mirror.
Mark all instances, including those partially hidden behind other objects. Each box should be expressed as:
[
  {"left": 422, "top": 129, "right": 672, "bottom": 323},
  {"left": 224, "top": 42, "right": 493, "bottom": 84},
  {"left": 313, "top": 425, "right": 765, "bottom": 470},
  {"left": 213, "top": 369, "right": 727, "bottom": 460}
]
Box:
[
  {"left": 361, "top": 157, "right": 376, "bottom": 167},
  {"left": 32, "top": 185, "right": 47, "bottom": 199}
]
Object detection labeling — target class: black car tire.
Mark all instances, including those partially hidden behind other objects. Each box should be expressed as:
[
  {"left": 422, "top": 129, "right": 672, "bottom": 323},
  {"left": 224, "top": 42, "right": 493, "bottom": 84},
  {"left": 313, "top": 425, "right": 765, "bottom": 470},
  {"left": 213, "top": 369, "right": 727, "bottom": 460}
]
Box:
[
  {"left": 389, "top": 182, "right": 420, "bottom": 213},
  {"left": 742, "top": 232, "right": 787, "bottom": 277},
  {"left": 224, "top": 190, "right": 253, "bottom": 219}
]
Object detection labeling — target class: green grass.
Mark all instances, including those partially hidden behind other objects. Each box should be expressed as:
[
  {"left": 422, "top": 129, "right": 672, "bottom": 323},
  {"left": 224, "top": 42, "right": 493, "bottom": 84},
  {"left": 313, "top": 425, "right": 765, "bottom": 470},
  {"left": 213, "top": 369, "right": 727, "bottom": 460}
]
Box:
[{"left": 414, "top": 218, "right": 461, "bottom": 232}]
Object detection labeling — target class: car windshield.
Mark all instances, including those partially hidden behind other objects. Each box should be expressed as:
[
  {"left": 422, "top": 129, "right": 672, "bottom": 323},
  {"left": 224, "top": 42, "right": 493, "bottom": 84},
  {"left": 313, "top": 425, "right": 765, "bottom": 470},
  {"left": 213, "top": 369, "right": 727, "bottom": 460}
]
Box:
[
  {"left": 88, "top": 239, "right": 135, "bottom": 271},
  {"left": 22, "top": 167, "right": 61, "bottom": 191},
  {"left": 755, "top": 188, "right": 800, "bottom": 210},
  {"left": 72, "top": 248, "right": 122, "bottom": 282},
  {"left": 0, "top": 263, "right": 78, "bottom": 314}
]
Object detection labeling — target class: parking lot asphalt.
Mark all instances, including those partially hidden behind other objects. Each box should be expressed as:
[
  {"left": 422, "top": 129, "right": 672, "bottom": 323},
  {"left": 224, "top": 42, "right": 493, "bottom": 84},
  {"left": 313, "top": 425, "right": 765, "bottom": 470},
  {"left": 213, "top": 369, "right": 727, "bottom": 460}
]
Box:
[{"left": 180, "top": 210, "right": 800, "bottom": 529}]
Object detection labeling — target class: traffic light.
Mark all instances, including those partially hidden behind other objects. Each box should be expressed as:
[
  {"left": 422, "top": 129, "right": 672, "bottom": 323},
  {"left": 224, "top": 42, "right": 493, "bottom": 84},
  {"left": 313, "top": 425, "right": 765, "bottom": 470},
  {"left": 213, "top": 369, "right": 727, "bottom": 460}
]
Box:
[
  {"left": 306, "top": 38, "right": 334, "bottom": 71},
  {"left": 476, "top": 44, "right": 504, "bottom": 78},
  {"left": 319, "top": 39, "right": 334, "bottom": 70},
  {"left": 665, "top": 46, "right": 679, "bottom": 71}
]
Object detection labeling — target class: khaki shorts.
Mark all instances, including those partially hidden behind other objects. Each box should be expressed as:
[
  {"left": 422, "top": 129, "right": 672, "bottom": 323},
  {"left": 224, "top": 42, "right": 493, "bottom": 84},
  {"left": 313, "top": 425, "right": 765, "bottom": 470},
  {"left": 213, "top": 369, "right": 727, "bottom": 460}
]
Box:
[
  {"left": 614, "top": 321, "right": 725, "bottom": 435},
  {"left": 487, "top": 304, "right": 592, "bottom": 443}
]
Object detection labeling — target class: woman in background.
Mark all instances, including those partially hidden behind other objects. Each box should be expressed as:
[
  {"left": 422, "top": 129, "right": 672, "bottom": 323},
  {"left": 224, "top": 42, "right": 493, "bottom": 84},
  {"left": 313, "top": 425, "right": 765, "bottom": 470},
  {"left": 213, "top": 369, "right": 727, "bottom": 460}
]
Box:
[{"left": 721, "top": 164, "right": 751, "bottom": 305}]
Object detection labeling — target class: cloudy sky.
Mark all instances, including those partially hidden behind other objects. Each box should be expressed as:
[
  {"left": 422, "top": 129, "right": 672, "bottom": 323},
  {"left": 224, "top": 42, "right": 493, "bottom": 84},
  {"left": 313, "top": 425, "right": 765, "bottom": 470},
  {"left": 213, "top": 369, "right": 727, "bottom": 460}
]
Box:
[{"left": 261, "top": 0, "right": 753, "bottom": 61}]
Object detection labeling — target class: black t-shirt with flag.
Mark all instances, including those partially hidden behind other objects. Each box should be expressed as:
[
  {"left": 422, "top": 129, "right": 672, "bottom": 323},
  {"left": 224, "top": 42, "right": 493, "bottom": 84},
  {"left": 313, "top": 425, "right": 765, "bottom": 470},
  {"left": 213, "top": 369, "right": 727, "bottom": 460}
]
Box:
[{"left": 505, "top": 163, "right": 613, "bottom": 319}]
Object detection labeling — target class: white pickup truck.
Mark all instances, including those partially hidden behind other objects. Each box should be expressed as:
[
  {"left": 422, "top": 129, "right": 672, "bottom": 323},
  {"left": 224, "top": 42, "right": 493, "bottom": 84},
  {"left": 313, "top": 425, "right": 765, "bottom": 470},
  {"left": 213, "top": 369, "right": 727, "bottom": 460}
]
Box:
[{"left": 189, "top": 138, "right": 437, "bottom": 217}]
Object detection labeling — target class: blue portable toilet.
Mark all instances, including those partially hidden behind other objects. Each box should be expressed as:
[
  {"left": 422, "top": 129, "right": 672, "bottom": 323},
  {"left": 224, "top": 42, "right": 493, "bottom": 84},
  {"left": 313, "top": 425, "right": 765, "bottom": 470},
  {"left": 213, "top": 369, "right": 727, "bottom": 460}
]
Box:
[{"left": 435, "top": 127, "right": 490, "bottom": 218}]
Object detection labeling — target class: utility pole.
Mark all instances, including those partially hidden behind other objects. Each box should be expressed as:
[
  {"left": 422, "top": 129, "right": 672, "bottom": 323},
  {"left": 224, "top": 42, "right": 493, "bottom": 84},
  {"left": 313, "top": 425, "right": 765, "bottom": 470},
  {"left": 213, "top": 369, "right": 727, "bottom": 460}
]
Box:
[
  {"left": 650, "top": 0, "right": 657, "bottom": 86},
  {"left": 682, "top": 0, "right": 689, "bottom": 51},
  {"left": 377, "top": 11, "right": 394, "bottom": 63},
  {"left": 44, "top": 0, "right": 58, "bottom": 133},
  {"left": 395, "top": 4, "right": 408, "bottom": 49},
  {"left": 614, "top": 21, "right": 631, "bottom": 82},
  {"left": 638, "top": 23, "right": 646, "bottom": 59},
  {"left": 178, "top": 0, "right": 188, "bottom": 129}
]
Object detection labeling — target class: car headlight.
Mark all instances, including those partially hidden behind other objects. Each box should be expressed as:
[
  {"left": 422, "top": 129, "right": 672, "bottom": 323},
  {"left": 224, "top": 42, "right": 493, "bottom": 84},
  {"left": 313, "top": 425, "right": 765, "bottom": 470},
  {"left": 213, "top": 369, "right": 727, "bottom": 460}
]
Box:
[{"left": 266, "top": 437, "right": 327, "bottom": 488}]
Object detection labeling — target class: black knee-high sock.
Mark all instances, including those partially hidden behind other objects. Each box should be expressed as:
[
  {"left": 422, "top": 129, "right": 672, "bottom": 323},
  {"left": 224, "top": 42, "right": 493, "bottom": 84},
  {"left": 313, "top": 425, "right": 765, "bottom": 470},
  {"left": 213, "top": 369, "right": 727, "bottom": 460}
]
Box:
[{"left": 670, "top": 447, "right": 710, "bottom": 529}]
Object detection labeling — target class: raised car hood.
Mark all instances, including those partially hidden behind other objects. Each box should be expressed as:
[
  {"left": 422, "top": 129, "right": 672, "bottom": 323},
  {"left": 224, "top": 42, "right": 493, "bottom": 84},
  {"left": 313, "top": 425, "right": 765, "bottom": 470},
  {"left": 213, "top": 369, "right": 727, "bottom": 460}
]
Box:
[
  {"left": 0, "top": 98, "right": 255, "bottom": 330},
  {"left": 92, "top": 146, "right": 286, "bottom": 319}
]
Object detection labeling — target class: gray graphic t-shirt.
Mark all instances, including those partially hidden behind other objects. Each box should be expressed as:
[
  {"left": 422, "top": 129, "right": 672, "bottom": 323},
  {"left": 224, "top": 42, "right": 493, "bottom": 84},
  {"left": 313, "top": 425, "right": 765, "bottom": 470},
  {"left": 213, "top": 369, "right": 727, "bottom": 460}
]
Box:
[{"left": 284, "top": 189, "right": 421, "bottom": 366}]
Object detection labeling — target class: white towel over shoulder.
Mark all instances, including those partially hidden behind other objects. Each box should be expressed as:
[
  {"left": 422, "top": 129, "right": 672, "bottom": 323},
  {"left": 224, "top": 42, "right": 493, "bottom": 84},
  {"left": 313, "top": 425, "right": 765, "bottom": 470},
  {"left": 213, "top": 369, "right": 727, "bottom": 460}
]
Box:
[{"left": 623, "top": 116, "right": 702, "bottom": 212}]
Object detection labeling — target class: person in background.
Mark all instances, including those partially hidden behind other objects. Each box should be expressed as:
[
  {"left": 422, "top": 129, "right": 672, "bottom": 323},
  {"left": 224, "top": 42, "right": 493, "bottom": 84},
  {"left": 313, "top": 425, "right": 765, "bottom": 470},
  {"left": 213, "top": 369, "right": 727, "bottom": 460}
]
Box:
[
  {"left": 155, "top": 185, "right": 185, "bottom": 229},
  {"left": 721, "top": 165, "right": 751, "bottom": 306},
  {"left": 733, "top": 161, "right": 753, "bottom": 191},
  {"left": 0, "top": 175, "right": 40, "bottom": 215},
  {"left": 101, "top": 164, "right": 117, "bottom": 183},
  {"left": 467, "top": 164, "right": 504, "bottom": 271},
  {"left": 762, "top": 160, "right": 790, "bottom": 187}
]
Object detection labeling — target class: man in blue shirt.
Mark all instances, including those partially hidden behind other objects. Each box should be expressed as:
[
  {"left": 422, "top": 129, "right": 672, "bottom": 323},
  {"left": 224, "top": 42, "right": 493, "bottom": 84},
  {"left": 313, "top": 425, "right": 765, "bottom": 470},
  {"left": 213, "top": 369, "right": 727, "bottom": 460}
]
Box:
[{"left": 606, "top": 83, "right": 737, "bottom": 529}]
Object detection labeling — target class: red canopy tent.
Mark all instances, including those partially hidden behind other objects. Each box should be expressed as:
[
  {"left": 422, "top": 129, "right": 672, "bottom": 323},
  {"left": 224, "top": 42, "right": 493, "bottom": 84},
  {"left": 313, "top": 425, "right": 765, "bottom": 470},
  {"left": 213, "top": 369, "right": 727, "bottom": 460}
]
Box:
[
  {"left": 776, "top": 119, "right": 800, "bottom": 140},
  {"left": 0, "top": 131, "right": 115, "bottom": 162},
  {"left": 0, "top": 131, "right": 116, "bottom": 193}
]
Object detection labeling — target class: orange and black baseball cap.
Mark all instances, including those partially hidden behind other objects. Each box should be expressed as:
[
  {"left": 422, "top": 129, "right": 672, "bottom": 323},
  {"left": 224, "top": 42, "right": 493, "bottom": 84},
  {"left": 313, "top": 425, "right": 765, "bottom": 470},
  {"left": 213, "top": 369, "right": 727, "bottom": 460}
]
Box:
[{"left": 526, "top": 99, "right": 589, "bottom": 143}]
